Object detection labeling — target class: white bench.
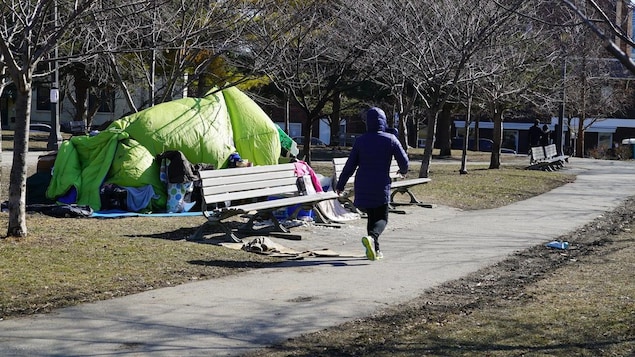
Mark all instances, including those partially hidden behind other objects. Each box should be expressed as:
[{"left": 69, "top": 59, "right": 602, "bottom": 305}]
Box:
[
  {"left": 332, "top": 157, "right": 432, "bottom": 212},
  {"left": 527, "top": 144, "right": 568, "bottom": 171},
  {"left": 191, "top": 163, "right": 338, "bottom": 242}
]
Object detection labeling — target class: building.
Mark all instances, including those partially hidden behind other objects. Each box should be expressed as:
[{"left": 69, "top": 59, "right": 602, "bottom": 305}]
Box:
[{"left": 453, "top": 117, "right": 635, "bottom": 156}]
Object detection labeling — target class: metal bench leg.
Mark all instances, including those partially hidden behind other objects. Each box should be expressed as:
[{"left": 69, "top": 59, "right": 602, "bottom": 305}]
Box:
[
  {"left": 189, "top": 219, "right": 242, "bottom": 243},
  {"left": 310, "top": 203, "right": 343, "bottom": 228},
  {"left": 188, "top": 222, "right": 208, "bottom": 241},
  {"left": 238, "top": 212, "right": 303, "bottom": 241},
  {"left": 390, "top": 189, "right": 434, "bottom": 209},
  {"left": 218, "top": 222, "right": 243, "bottom": 243}
]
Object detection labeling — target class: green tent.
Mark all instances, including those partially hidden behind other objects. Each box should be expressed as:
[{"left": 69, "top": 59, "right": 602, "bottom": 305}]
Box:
[{"left": 46, "top": 87, "right": 282, "bottom": 212}]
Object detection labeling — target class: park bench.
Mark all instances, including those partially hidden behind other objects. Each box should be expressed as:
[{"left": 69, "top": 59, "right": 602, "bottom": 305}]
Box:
[
  {"left": 527, "top": 144, "right": 568, "bottom": 171},
  {"left": 191, "top": 163, "right": 339, "bottom": 243},
  {"left": 332, "top": 157, "right": 432, "bottom": 213}
]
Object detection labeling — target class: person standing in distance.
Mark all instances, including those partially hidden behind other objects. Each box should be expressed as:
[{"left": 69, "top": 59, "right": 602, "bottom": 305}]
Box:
[
  {"left": 335, "top": 107, "right": 409, "bottom": 261},
  {"left": 528, "top": 119, "right": 543, "bottom": 149}
]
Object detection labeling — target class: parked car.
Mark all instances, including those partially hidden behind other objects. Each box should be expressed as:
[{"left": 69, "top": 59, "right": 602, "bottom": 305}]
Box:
[
  {"left": 29, "top": 123, "right": 52, "bottom": 133},
  {"left": 60, "top": 120, "right": 87, "bottom": 134},
  {"left": 451, "top": 137, "right": 494, "bottom": 152},
  {"left": 292, "top": 136, "right": 327, "bottom": 146}
]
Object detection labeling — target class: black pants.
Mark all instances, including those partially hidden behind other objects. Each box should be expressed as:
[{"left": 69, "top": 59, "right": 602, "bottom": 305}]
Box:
[{"left": 363, "top": 204, "right": 389, "bottom": 251}]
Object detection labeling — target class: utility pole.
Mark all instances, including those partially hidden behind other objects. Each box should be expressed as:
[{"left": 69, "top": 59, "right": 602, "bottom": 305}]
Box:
[
  {"left": 556, "top": 56, "right": 567, "bottom": 156},
  {"left": 47, "top": 0, "right": 62, "bottom": 150}
]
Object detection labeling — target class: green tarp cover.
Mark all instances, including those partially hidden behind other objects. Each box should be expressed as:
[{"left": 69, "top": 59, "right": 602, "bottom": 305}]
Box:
[
  {"left": 46, "top": 87, "right": 282, "bottom": 211},
  {"left": 223, "top": 86, "right": 281, "bottom": 166}
]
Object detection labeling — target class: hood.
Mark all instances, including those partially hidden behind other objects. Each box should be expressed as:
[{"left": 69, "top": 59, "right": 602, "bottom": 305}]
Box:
[{"left": 365, "top": 107, "right": 387, "bottom": 132}]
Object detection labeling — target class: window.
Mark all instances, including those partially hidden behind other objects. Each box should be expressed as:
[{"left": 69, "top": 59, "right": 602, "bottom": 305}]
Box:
[
  {"left": 598, "top": 133, "right": 612, "bottom": 149},
  {"left": 288, "top": 123, "right": 302, "bottom": 137},
  {"left": 36, "top": 86, "right": 52, "bottom": 111},
  {"left": 502, "top": 130, "right": 519, "bottom": 152}
]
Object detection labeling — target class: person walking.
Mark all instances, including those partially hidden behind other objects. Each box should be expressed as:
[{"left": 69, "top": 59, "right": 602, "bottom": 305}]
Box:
[{"left": 335, "top": 107, "right": 409, "bottom": 261}]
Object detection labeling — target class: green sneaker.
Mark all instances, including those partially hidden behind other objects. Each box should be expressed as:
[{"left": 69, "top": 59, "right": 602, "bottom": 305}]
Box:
[
  {"left": 376, "top": 250, "right": 383, "bottom": 260},
  {"left": 361, "top": 236, "right": 376, "bottom": 261}
]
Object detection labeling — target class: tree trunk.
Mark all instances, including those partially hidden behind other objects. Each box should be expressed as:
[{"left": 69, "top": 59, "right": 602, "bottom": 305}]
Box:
[
  {"left": 419, "top": 110, "right": 439, "bottom": 178},
  {"left": 7, "top": 83, "right": 31, "bottom": 237},
  {"left": 576, "top": 114, "right": 585, "bottom": 157},
  {"left": 460, "top": 95, "right": 472, "bottom": 174},
  {"left": 398, "top": 112, "right": 408, "bottom": 150},
  {"left": 108, "top": 53, "right": 137, "bottom": 113},
  {"left": 302, "top": 120, "right": 313, "bottom": 165},
  {"left": 407, "top": 113, "right": 418, "bottom": 149},
  {"left": 437, "top": 105, "right": 452, "bottom": 157},
  {"left": 330, "top": 93, "right": 341, "bottom": 145},
  {"left": 489, "top": 106, "right": 503, "bottom": 169},
  {"left": 73, "top": 67, "right": 90, "bottom": 122}
]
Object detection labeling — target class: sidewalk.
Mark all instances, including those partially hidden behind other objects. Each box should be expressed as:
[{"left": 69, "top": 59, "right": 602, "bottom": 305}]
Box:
[{"left": 1, "top": 158, "right": 634, "bottom": 357}]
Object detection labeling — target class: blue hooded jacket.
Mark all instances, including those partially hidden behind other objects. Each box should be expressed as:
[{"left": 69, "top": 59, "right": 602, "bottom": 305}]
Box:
[{"left": 335, "top": 107, "right": 409, "bottom": 208}]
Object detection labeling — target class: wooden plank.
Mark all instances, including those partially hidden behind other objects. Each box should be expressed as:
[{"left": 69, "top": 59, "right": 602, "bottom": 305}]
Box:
[
  {"left": 202, "top": 176, "right": 298, "bottom": 196},
  {"left": 198, "top": 163, "right": 296, "bottom": 179},
  {"left": 200, "top": 170, "right": 296, "bottom": 188},
  {"left": 220, "top": 191, "right": 338, "bottom": 213},
  {"left": 203, "top": 183, "right": 299, "bottom": 205},
  {"left": 391, "top": 178, "right": 431, "bottom": 189}
]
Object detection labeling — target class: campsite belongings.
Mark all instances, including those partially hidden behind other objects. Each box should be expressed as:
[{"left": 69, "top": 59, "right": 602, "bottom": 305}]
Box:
[
  {"left": 157, "top": 151, "right": 211, "bottom": 213},
  {"left": 239, "top": 236, "right": 343, "bottom": 259},
  {"left": 45, "top": 86, "right": 290, "bottom": 214}
]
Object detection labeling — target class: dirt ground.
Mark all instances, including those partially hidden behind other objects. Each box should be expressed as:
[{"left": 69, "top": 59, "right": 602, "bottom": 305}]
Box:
[{"left": 244, "top": 196, "right": 635, "bottom": 356}]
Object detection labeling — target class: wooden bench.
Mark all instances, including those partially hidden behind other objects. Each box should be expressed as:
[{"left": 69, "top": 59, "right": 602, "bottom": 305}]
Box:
[
  {"left": 527, "top": 144, "right": 568, "bottom": 171},
  {"left": 332, "top": 157, "right": 432, "bottom": 213},
  {"left": 191, "top": 163, "right": 338, "bottom": 242}
]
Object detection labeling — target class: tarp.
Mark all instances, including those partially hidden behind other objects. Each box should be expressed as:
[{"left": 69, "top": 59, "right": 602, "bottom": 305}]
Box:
[{"left": 46, "top": 87, "right": 282, "bottom": 212}]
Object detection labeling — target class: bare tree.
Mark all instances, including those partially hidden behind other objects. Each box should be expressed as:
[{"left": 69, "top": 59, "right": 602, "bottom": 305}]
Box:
[
  {"left": 553, "top": 2, "right": 635, "bottom": 157},
  {"left": 468, "top": 1, "right": 558, "bottom": 168},
  {"left": 246, "top": 0, "right": 392, "bottom": 163},
  {"left": 561, "top": 0, "right": 635, "bottom": 74},
  {"left": 384, "top": 0, "right": 532, "bottom": 178},
  {"left": 0, "top": 0, "right": 103, "bottom": 236},
  {"left": 0, "top": 0, "right": 181, "bottom": 237}
]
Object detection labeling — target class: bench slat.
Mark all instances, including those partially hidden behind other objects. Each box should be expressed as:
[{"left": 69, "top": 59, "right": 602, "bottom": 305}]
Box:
[
  {"left": 198, "top": 163, "right": 296, "bottom": 180},
  {"left": 202, "top": 176, "right": 298, "bottom": 196},
  {"left": 204, "top": 183, "right": 299, "bottom": 204},
  {"left": 391, "top": 178, "right": 431, "bottom": 189},
  {"left": 332, "top": 157, "right": 432, "bottom": 209},
  {"left": 219, "top": 191, "right": 338, "bottom": 214},
  {"left": 200, "top": 170, "right": 297, "bottom": 188}
]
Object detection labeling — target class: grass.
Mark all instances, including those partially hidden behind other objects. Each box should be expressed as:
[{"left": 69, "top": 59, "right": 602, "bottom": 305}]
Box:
[
  {"left": 1, "top": 138, "right": 632, "bottom": 356},
  {"left": 0, "top": 215, "right": 279, "bottom": 316},
  {"left": 0, "top": 148, "right": 573, "bottom": 318}
]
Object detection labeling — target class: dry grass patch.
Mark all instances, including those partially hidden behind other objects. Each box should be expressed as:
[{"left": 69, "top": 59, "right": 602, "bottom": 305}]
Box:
[{"left": 0, "top": 214, "right": 278, "bottom": 317}]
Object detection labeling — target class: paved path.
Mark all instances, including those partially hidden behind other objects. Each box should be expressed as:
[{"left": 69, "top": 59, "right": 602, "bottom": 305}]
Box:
[{"left": 1, "top": 158, "right": 634, "bottom": 356}]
